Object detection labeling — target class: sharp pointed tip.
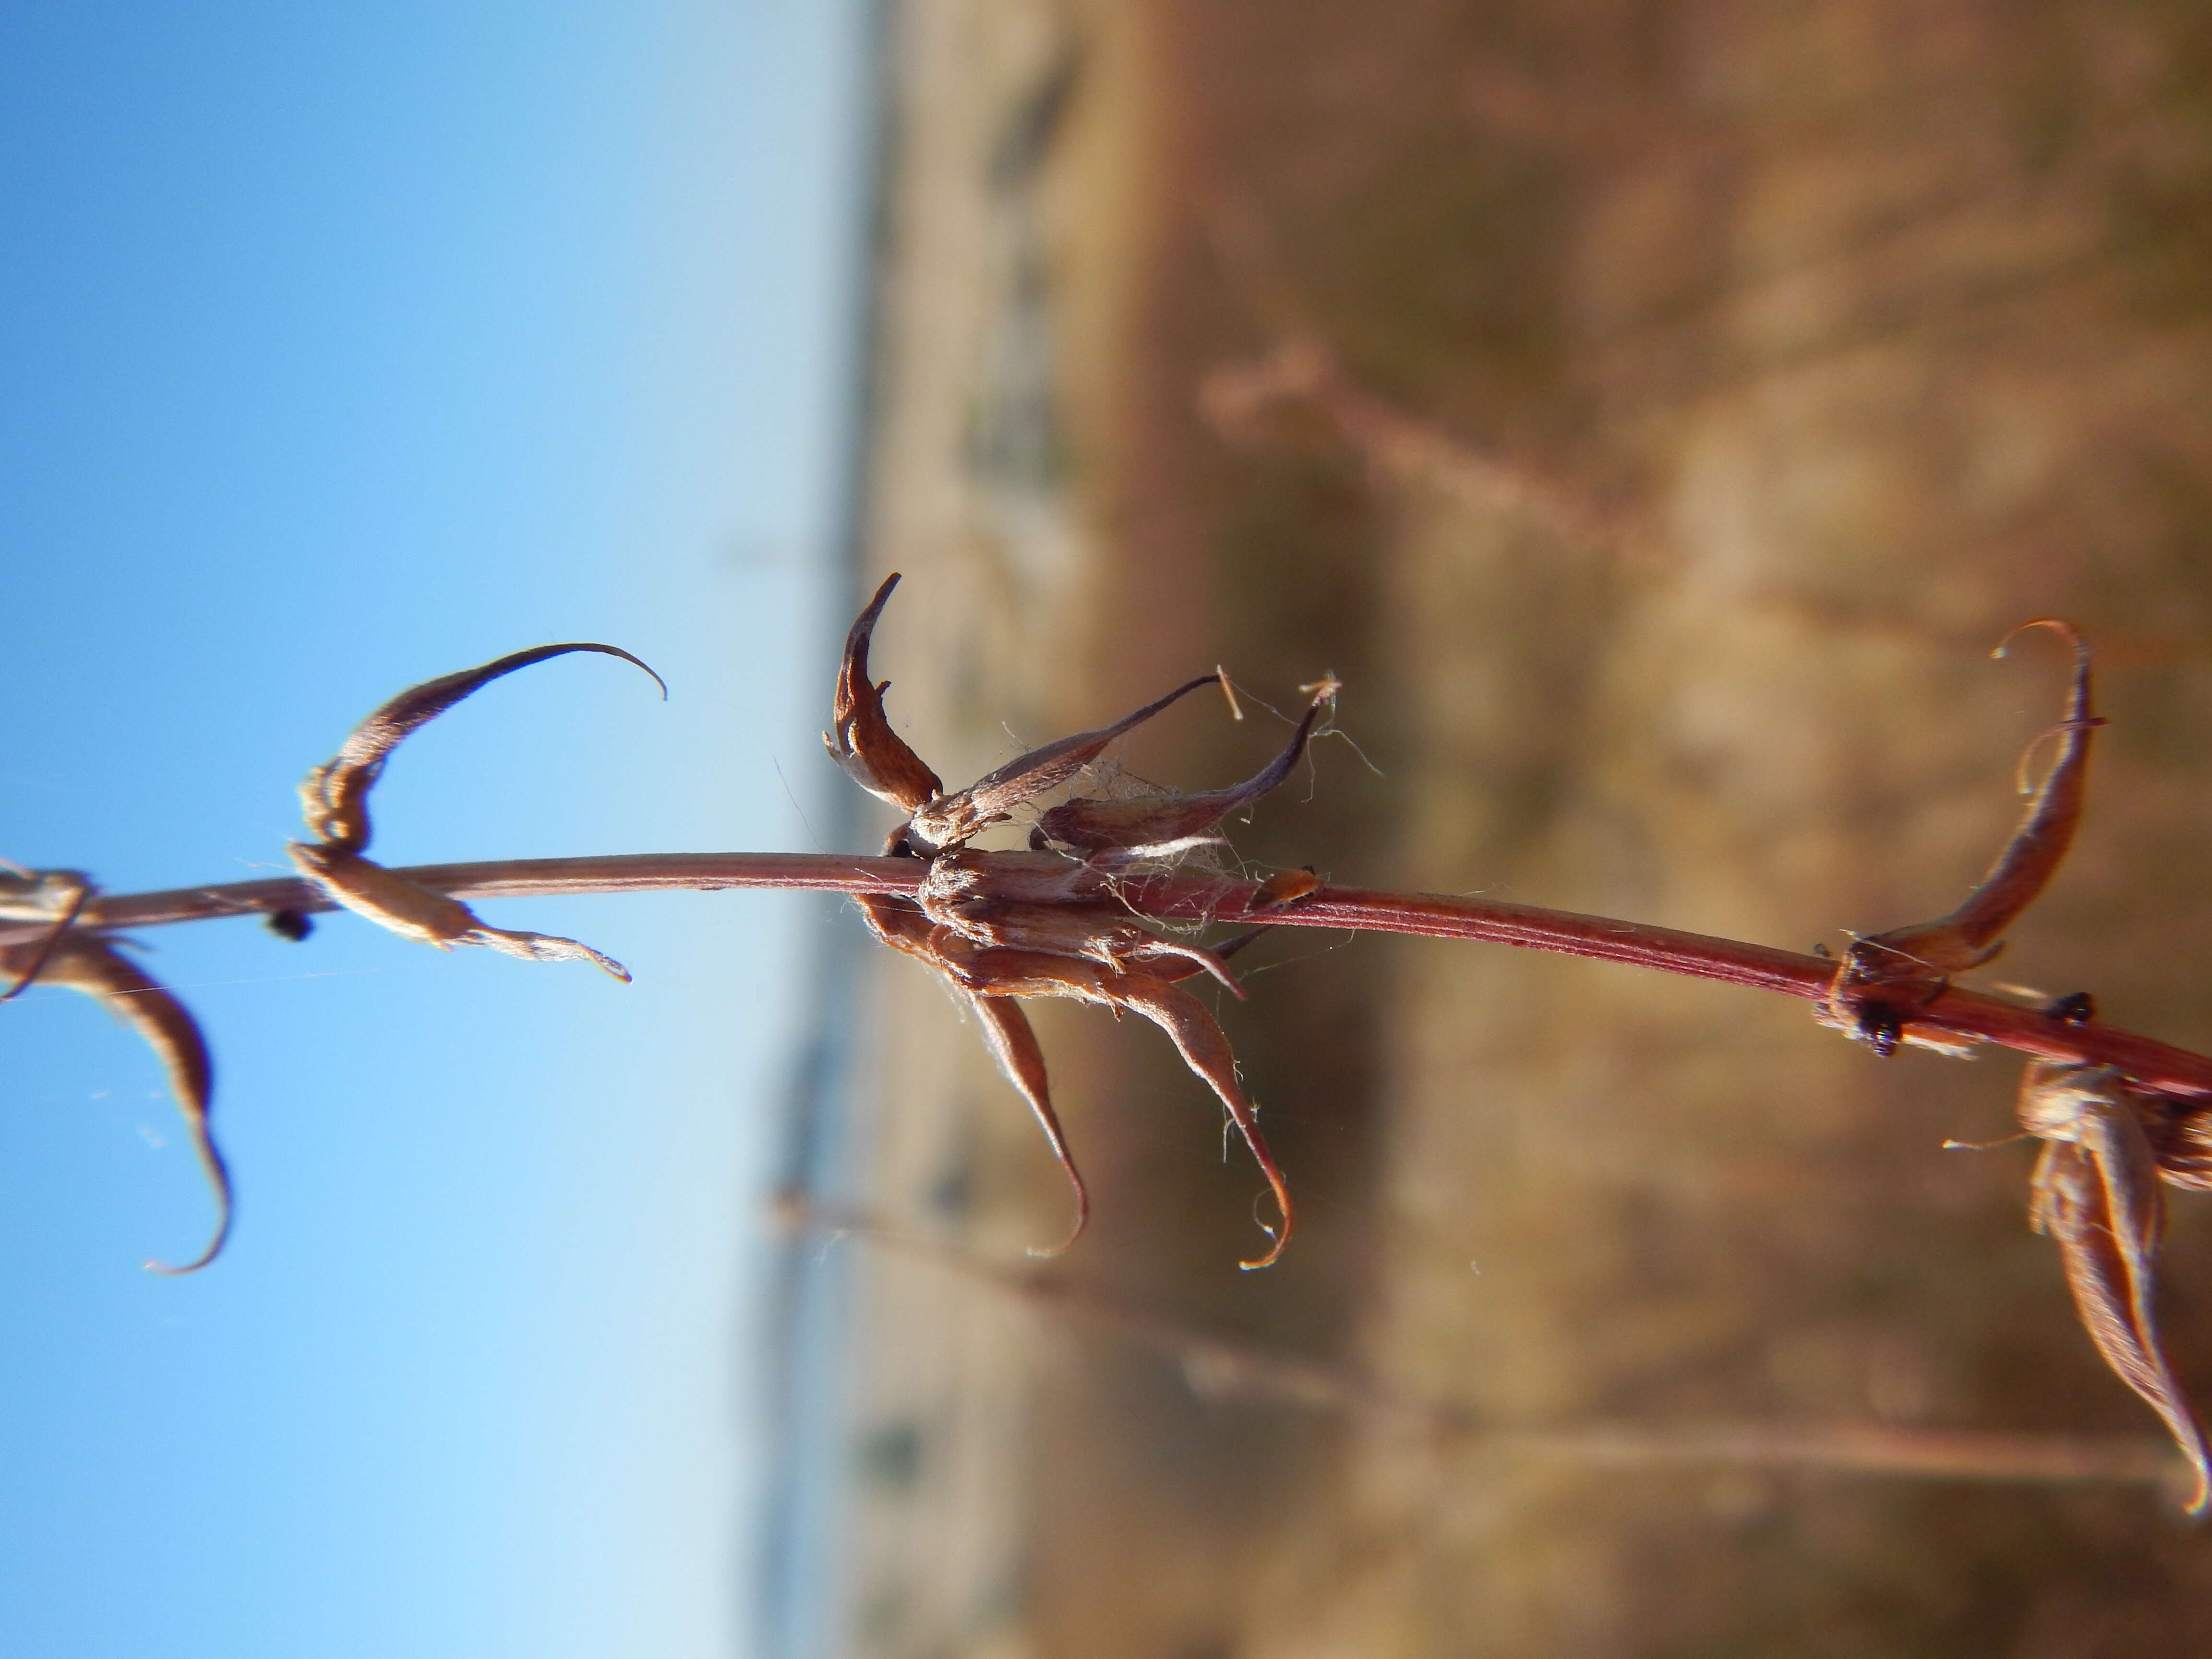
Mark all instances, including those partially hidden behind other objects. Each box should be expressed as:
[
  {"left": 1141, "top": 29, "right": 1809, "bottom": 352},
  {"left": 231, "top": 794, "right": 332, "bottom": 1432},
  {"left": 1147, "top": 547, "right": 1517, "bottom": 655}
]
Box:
[
  {"left": 2178, "top": 1434, "right": 2212, "bottom": 1516},
  {"left": 143, "top": 1242, "right": 221, "bottom": 1277},
  {"left": 1238, "top": 1226, "right": 1287, "bottom": 1272},
  {"left": 1025, "top": 1224, "right": 1082, "bottom": 1261},
  {"left": 145, "top": 1191, "right": 231, "bottom": 1276}
]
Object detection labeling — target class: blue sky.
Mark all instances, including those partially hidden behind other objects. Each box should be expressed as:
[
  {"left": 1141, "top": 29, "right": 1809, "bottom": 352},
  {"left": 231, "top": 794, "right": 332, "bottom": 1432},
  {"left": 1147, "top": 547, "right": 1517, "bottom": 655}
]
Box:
[{"left": 0, "top": 4, "right": 866, "bottom": 1653}]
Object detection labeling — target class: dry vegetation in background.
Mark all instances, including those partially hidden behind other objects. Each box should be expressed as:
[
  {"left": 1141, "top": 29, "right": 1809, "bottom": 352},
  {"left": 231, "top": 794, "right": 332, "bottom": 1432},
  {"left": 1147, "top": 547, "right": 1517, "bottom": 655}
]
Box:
[{"left": 832, "top": 1, "right": 2212, "bottom": 1655}]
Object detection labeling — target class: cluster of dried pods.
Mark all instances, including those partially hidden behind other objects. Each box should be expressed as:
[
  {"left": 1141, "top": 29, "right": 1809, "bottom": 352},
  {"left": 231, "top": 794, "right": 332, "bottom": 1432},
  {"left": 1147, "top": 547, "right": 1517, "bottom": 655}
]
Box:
[
  {"left": 6, "top": 585, "right": 2211, "bottom": 1510},
  {"left": 828, "top": 573, "right": 1334, "bottom": 1268}
]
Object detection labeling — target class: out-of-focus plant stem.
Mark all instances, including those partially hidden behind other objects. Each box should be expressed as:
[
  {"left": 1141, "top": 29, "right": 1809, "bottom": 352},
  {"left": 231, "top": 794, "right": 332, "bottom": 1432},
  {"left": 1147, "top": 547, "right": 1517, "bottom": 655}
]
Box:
[{"left": 788, "top": 1199, "right": 2192, "bottom": 1499}]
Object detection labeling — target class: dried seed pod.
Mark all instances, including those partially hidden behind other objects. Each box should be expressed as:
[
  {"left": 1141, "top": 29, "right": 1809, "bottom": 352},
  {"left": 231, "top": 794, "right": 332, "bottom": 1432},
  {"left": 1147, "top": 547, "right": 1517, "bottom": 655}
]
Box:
[
  {"left": 825, "top": 573, "right": 944, "bottom": 813},
  {"left": 906, "top": 674, "right": 1222, "bottom": 851},
  {"left": 1036, "top": 681, "right": 1338, "bottom": 855},
  {"left": 1827, "top": 621, "right": 2098, "bottom": 1044},
  {"left": 3, "top": 933, "right": 232, "bottom": 1274},
  {"left": 292, "top": 644, "right": 661, "bottom": 976},
  {"left": 2018, "top": 1060, "right": 2211, "bottom": 1513}
]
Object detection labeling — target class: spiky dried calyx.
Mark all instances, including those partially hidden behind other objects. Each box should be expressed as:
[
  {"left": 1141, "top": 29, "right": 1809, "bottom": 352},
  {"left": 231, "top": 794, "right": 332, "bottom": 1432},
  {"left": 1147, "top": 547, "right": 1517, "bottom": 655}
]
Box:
[{"left": 832, "top": 573, "right": 1334, "bottom": 1267}]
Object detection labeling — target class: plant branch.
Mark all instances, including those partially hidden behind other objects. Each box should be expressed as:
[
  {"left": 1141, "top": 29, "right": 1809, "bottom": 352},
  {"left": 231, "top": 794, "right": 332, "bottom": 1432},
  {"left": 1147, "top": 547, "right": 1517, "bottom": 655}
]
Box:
[{"left": 13, "top": 852, "right": 2209, "bottom": 1095}]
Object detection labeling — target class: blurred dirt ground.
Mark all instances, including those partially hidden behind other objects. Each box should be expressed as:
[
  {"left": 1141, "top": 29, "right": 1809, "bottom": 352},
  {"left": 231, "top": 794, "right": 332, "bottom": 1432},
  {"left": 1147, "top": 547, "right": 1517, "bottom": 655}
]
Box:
[{"left": 827, "top": 2, "right": 2212, "bottom": 1654}]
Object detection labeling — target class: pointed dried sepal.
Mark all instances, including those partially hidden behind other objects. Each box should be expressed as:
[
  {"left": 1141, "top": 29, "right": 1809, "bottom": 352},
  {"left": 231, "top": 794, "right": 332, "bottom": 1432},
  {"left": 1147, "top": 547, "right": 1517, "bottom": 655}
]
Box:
[
  {"left": 929, "top": 939, "right": 1291, "bottom": 1269},
  {"left": 907, "top": 674, "right": 1223, "bottom": 851},
  {"left": 969, "top": 993, "right": 1089, "bottom": 1257},
  {"left": 2019, "top": 1060, "right": 2211, "bottom": 1513},
  {"left": 1037, "top": 681, "right": 1339, "bottom": 855},
  {"left": 300, "top": 643, "right": 665, "bottom": 850},
  {"left": 1827, "top": 621, "right": 2099, "bottom": 1046},
  {"left": 289, "top": 842, "right": 629, "bottom": 980},
  {"left": 1113, "top": 975, "right": 1292, "bottom": 1270},
  {"left": 3, "top": 933, "right": 232, "bottom": 1274},
  {"left": 826, "top": 573, "right": 944, "bottom": 813}
]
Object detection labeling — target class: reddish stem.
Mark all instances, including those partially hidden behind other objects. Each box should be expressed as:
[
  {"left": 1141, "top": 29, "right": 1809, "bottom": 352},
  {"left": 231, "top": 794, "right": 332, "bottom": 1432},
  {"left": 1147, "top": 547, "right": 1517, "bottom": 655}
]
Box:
[{"left": 13, "top": 853, "right": 2209, "bottom": 1096}]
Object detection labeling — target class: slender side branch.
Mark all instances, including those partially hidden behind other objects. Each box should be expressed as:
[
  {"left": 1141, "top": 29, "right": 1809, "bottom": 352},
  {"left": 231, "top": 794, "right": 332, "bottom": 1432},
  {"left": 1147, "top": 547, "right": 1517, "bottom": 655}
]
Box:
[
  {"left": 790, "top": 1200, "right": 2190, "bottom": 1497},
  {"left": 20, "top": 854, "right": 2212, "bottom": 1096}
]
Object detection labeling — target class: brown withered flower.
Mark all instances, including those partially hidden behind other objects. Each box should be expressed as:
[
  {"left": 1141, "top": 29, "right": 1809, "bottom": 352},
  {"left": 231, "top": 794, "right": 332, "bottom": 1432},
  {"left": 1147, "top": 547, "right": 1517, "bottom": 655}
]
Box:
[
  {"left": 0, "top": 867, "right": 230, "bottom": 1273},
  {"left": 831, "top": 573, "right": 1334, "bottom": 1267},
  {"left": 291, "top": 643, "right": 665, "bottom": 976}
]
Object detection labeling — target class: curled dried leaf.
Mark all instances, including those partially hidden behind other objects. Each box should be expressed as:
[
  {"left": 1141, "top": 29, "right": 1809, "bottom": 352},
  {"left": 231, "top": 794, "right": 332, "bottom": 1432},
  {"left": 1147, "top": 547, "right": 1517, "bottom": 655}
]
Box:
[
  {"left": 2019, "top": 1060, "right": 2211, "bottom": 1513},
  {"left": 3, "top": 933, "right": 232, "bottom": 1274},
  {"left": 1828, "top": 621, "right": 2098, "bottom": 1046},
  {"left": 289, "top": 842, "right": 629, "bottom": 979},
  {"left": 300, "top": 643, "right": 665, "bottom": 850},
  {"left": 1036, "top": 680, "right": 1339, "bottom": 855},
  {"left": 293, "top": 644, "right": 659, "bottom": 974},
  {"left": 907, "top": 674, "right": 1223, "bottom": 851},
  {"left": 826, "top": 573, "right": 945, "bottom": 813}
]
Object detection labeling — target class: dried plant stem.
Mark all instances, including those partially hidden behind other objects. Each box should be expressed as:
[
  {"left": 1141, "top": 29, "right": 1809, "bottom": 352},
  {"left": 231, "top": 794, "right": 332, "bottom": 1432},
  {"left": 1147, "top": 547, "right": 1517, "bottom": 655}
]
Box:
[
  {"left": 799, "top": 1202, "right": 2188, "bottom": 1497},
  {"left": 18, "top": 854, "right": 2211, "bottom": 1095}
]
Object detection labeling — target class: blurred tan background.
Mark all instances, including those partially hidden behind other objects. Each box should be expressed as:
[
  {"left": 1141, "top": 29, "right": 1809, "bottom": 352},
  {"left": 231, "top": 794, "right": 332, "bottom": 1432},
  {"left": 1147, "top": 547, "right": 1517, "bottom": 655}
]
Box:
[{"left": 826, "top": 1, "right": 2212, "bottom": 1653}]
